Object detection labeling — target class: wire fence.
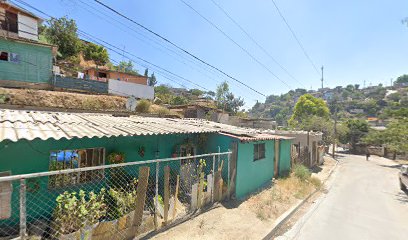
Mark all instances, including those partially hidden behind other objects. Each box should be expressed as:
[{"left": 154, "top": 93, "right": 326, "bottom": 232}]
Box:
[{"left": 0, "top": 152, "right": 232, "bottom": 240}]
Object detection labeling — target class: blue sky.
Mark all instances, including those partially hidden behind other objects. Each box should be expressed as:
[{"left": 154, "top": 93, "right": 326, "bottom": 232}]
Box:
[{"left": 21, "top": 0, "right": 408, "bottom": 108}]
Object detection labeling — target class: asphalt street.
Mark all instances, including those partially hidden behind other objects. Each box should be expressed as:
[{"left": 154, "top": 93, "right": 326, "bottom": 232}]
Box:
[{"left": 287, "top": 154, "right": 408, "bottom": 240}]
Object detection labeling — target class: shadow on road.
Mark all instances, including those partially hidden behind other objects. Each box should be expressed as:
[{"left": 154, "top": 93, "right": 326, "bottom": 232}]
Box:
[
  {"left": 394, "top": 191, "right": 408, "bottom": 205},
  {"left": 376, "top": 164, "right": 402, "bottom": 169}
]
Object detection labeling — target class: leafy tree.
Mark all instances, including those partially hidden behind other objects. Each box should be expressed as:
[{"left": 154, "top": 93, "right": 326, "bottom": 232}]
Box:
[
  {"left": 289, "top": 94, "right": 330, "bottom": 127},
  {"left": 144, "top": 68, "right": 149, "bottom": 77},
  {"left": 215, "top": 81, "right": 244, "bottom": 113},
  {"left": 43, "top": 17, "right": 82, "bottom": 59},
  {"left": 204, "top": 91, "right": 215, "bottom": 99},
  {"left": 170, "top": 96, "right": 189, "bottom": 105},
  {"left": 345, "top": 119, "right": 369, "bottom": 152},
  {"left": 155, "top": 85, "right": 171, "bottom": 95},
  {"left": 114, "top": 61, "right": 138, "bottom": 74},
  {"left": 148, "top": 73, "right": 157, "bottom": 86},
  {"left": 364, "top": 118, "right": 408, "bottom": 153},
  {"left": 395, "top": 74, "right": 408, "bottom": 85},
  {"left": 298, "top": 116, "right": 334, "bottom": 145},
  {"left": 189, "top": 89, "right": 204, "bottom": 97},
  {"left": 83, "top": 42, "right": 109, "bottom": 65}
]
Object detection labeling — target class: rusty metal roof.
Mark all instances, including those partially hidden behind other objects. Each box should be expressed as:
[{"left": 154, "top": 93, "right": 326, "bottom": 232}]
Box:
[{"left": 0, "top": 109, "right": 290, "bottom": 142}]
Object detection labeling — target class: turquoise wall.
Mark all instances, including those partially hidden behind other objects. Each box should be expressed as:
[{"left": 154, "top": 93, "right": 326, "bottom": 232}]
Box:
[
  {"left": 0, "top": 133, "right": 213, "bottom": 227},
  {"left": 279, "top": 139, "right": 292, "bottom": 176},
  {"left": 0, "top": 38, "right": 53, "bottom": 83},
  {"left": 235, "top": 140, "right": 275, "bottom": 199}
]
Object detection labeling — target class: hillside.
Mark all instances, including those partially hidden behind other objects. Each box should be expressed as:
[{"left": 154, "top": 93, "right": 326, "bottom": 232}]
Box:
[{"left": 249, "top": 83, "right": 408, "bottom": 125}]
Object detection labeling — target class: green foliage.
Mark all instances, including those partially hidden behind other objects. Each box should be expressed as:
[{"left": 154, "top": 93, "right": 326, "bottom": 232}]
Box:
[
  {"left": 107, "top": 152, "right": 125, "bottom": 164},
  {"left": 136, "top": 99, "right": 151, "bottom": 113},
  {"left": 149, "top": 73, "right": 157, "bottom": 86},
  {"left": 216, "top": 81, "right": 244, "bottom": 113},
  {"left": 395, "top": 74, "right": 408, "bottom": 85},
  {"left": 293, "top": 164, "right": 311, "bottom": 181},
  {"left": 106, "top": 179, "right": 138, "bottom": 219},
  {"left": 345, "top": 119, "right": 369, "bottom": 151},
  {"left": 83, "top": 42, "right": 109, "bottom": 65},
  {"left": 190, "top": 89, "right": 204, "bottom": 96},
  {"left": 298, "top": 116, "right": 334, "bottom": 145},
  {"left": 235, "top": 111, "right": 249, "bottom": 118},
  {"left": 111, "top": 61, "right": 138, "bottom": 75},
  {"left": 43, "top": 17, "right": 82, "bottom": 59},
  {"left": 170, "top": 95, "right": 189, "bottom": 105},
  {"left": 364, "top": 118, "right": 408, "bottom": 153},
  {"left": 289, "top": 94, "right": 330, "bottom": 127},
  {"left": 53, "top": 189, "right": 106, "bottom": 235},
  {"left": 155, "top": 85, "right": 171, "bottom": 95}
]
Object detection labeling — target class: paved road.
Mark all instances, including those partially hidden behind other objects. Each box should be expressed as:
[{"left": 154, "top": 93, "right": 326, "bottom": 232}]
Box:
[{"left": 289, "top": 154, "right": 408, "bottom": 240}]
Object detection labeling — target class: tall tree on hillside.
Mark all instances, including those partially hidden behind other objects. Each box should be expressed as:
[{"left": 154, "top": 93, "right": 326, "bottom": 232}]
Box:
[
  {"left": 148, "top": 73, "right": 157, "bottom": 86},
  {"left": 395, "top": 74, "right": 408, "bottom": 85},
  {"left": 216, "top": 81, "right": 244, "bottom": 113},
  {"left": 83, "top": 42, "right": 109, "bottom": 65},
  {"left": 289, "top": 94, "right": 330, "bottom": 127},
  {"left": 44, "top": 17, "right": 82, "bottom": 59},
  {"left": 144, "top": 68, "right": 149, "bottom": 77},
  {"left": 115, "top": 61, "right": 138, "bottom": 74}
]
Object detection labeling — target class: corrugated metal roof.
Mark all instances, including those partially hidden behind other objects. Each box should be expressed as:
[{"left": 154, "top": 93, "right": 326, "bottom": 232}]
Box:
[{"left": 0, "top": 109, "right": 290, "bottom": 142}]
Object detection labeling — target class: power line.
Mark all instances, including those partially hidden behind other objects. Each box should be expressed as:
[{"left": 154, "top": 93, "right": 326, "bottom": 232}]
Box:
[
  {"left": 93, "top": 0, "right": 266, "bottom": 97},
  {"left": 179, "top": 0, "right": 291, "bottom": 90},
  {"left": 208, "top": 0, "right": 305, "bottom": 88},
  {"left": 9, "top": 0, "right": 211, "bottom": 93},
  {"left": 270, "top": 0, "right": 320, "bottom": 75}
]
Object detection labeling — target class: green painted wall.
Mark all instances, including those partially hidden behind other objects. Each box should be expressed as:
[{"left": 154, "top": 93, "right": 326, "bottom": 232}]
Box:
[
  {"left": 0, "top": 133, "right": 211, "bottom": 227},
  {"left": 235, "top": 140, "right": 275, "bottom": 199},
  {"left": 279, "top": 139, "right": 292, "bottom": 176},
  {"left": 0, "top": 38, "right": 53, "bottom": 83}
]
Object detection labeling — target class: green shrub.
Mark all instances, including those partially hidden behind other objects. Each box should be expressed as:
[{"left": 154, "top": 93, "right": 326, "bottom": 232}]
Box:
[
  {"left": 53, "top": 189, "right": 106, "bottom": 235},
  {"left": 293, "top": 164, "right": 311, "bottom": 181},
  {"left": 136, "top": 99, "right": 151, "bottom": 113}
]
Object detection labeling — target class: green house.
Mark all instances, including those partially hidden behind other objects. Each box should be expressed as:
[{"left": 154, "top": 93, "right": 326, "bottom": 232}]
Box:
[
  {"left": 0, "top": 1, "right": 55, "bottom": 88},
  {"left": 0, "top": 109, "right": 292, "bottom": 235}
]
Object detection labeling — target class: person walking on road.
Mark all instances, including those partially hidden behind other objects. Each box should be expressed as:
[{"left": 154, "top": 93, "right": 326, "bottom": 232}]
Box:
[{"left": 366, "top": 151, "right": 370, "bottom": 161}]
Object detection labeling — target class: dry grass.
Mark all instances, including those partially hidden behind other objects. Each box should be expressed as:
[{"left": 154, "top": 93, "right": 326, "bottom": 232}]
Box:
[
  {"left": 0, "top": 88, "right": 180, "bottom": 117},
  {"left": 248, "top": 174, "right": 320, "bottom": 221}
]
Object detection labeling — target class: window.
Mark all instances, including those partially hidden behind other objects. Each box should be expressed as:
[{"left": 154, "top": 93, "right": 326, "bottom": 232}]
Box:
[
  {"left": 48, "top": 148, "right": 105, "bottom": 188},
  {"left": 97, "top": 71, "right": 107, "bottom": 78},
  {"left": 0, "top": 11, "right": 18, "bottom": 33},
  {"left": 254, "top": 143, "right": 266, "bottom": 161},
  {"left": 0, "top": 52, "right": 8, "bottom": 61},
  {"left": 9, "top": 52, "right": 20, "bottom": 63}
]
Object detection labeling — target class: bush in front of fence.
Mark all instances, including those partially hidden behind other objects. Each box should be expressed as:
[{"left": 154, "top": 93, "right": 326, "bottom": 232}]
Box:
[{"left": 52, "top": 189, "right": 106, "bottom": 239}]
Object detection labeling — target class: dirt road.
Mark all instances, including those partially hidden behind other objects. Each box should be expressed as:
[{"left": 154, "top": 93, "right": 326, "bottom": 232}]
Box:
[{"left": 280, "top": 154, "right": 408, "bottom": 240}]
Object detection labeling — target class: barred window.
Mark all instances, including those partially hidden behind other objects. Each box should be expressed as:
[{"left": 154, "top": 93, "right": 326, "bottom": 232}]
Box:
[
  {"left": 254, "top": 143, "right": 266, "bottom": 161},
  {"left": 48, "top": 148, "right": 105, "bottom": 188}
]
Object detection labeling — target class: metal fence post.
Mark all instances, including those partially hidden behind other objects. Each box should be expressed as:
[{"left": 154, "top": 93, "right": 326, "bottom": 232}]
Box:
[
  {"left": 20, "top": 178, "right": 27, "bottom": 240},
  {"left": 211, "top": 154, "right": 216, "bottom": 203},
  {"left": 154, "top": 162, "right": 159, "bottom": 229},
  {"left": 227, "top": 153, "right": 231, "bottom": 200}
]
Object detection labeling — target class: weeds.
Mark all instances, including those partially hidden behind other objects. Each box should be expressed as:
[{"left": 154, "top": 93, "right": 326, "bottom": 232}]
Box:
[
  {"left": 136, "top": 99, "right": 151, "bottom": 113},
  {"left": 293, "top": 164, "right": 311, "bottom": 181}
]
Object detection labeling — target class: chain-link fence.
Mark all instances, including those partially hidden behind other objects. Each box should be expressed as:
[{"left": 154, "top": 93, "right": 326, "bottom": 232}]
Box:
[{"left": 0, "top": 152, "right": 231, "bottom": 240}]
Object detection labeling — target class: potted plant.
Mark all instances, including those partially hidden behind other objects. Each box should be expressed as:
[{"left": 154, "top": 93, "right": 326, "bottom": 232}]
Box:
[{"left": 107, "top": 152, "right": 125, "bottom": 164}]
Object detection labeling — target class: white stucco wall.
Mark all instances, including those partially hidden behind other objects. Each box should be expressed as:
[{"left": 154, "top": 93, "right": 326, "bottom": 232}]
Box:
[{"left": 108, "top": 79, "right": 154, "bottom": 99}]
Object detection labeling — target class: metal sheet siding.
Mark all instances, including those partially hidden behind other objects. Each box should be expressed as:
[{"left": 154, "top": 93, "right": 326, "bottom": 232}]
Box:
[{"left": 0, "top": 38, "right": 52, "bottom": 83}]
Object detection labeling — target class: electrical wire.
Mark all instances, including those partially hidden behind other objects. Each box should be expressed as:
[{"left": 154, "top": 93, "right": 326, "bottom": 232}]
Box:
[
  {"left": 270, "top": 0, "right": 320, "bottom": 75},
  {"left": 93, "top": 0, "right": 267, "bottom": 97},
  {"left": 208, "top": 0, "right": 305, "bottom": 88}
]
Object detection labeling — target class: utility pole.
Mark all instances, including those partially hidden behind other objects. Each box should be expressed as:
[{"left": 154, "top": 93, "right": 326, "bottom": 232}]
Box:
[
  {"left": 390, "top": 78, "right": 393, "bottom": 87},
  {"left": 321, "top": 66, "right": 324, "bottom": 89},
  {"left": 363, "top": 80, "right": 366, "bottom": 89},
  {"left": 332, "top": 98, "right": 338, "bottom": 158}
]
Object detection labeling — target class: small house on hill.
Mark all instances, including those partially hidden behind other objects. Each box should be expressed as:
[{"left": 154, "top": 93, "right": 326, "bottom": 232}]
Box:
[
  {"left": 83, "top": 67, "right": 148, "bottom": 85},
  {"left": 0, "top": 0, "right": 56, "bottom": 89},
  {"left": 0, "top": 109, "right": 292, "bottom": 234}
]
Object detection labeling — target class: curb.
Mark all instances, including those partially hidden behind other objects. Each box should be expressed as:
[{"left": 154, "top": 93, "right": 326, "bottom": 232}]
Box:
[{"left": 262, "top": 158, "right": 339, "bottom": 240}]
